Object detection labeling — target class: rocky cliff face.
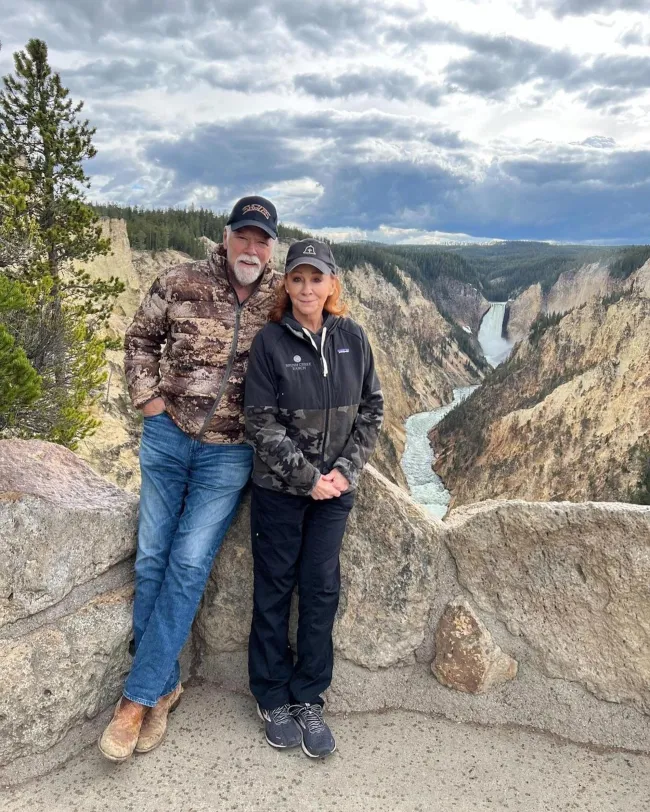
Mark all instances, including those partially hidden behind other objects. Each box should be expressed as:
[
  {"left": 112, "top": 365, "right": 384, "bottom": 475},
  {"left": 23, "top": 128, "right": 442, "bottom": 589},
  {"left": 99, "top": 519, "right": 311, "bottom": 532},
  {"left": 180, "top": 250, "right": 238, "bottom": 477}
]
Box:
[
  {"left": 431, "top": 286, "right": 650, "bottom": 506},
  {"left": 74, "top": 220, "right": 191, "bottom": 491},
  {"left": 507, "top": 259, "right": 650, "bottom": 343},
  {"left": 77, "top": 219, "right": 481, "bottom": 490},
  {"left": 429, "top": 274, "right": 490, "bottom": 336},
  {"left": 340, "top": 265, "right": 481, "bottom": 485}
]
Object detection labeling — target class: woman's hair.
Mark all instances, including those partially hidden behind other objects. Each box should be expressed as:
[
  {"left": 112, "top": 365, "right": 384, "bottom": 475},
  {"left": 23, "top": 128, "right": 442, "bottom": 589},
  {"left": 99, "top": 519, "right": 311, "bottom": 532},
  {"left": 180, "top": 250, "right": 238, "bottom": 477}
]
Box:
[{"left": 268, "top": 274, "right": 349, "bottom": 323}]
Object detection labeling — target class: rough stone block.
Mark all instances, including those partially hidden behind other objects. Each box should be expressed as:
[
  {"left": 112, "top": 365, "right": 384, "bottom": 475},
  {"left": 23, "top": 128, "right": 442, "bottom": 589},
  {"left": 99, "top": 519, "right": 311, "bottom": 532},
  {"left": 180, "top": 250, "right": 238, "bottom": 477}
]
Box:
[
  {"left": 445, "top": 500, "right": 650, "bottom": 712},
  {"left": 433, "top": 597, "right": 517, "bottom": 693},
  {"left": 0, "top": 586, "right": 133, "bottom": 767},
  {"left": 0, "top": 440, "right": 138, "bottom": 627},
  {"left": 334, "top": 466, "right": 443, "bottom": 668}
]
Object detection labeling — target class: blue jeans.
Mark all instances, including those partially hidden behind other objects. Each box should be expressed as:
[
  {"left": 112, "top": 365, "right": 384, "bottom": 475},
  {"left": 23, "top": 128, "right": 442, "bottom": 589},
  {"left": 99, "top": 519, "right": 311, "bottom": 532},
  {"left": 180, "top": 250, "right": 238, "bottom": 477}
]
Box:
[{"left": 124, "top": 411, "right": 253, "bottom": 707}]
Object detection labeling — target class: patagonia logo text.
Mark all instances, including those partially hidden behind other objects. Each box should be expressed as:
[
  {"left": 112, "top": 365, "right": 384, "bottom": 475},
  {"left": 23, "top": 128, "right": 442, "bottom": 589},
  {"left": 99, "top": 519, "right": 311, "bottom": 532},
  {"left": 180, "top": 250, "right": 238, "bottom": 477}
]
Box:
[
  {"left": 242, "top": 203, "right": 270, "bottom": 219},
  {"left": 337, "top": 348, "right": 350, "bottom": 354}
]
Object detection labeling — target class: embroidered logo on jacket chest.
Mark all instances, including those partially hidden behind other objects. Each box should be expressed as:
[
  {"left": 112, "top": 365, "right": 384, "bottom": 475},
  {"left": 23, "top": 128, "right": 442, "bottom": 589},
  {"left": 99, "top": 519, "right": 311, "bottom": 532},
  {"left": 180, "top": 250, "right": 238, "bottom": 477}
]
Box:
[{"left": 285, "top": 354, "right": 312, "bottom": 371}]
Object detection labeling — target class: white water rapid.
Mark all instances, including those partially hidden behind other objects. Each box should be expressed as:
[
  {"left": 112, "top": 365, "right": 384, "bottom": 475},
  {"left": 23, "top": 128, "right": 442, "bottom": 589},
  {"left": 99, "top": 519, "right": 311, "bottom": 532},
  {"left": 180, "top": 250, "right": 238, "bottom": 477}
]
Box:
[
  {"left": 401, "top": 386, "right": 478, "bottom": 518},
  {"left": 401, "top": 302, "right": 515, "bottom": 516}
]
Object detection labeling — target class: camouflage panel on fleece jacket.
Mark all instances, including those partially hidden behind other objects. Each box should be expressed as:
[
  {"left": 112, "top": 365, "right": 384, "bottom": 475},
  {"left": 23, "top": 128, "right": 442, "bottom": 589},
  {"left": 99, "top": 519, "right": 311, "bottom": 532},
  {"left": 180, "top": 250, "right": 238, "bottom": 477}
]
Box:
[
  {"left": 124, "top": 245, "right": 280, "bottom": 444},
  {"left": 244, "top": 312, "right": 384, "bottom": 496}
]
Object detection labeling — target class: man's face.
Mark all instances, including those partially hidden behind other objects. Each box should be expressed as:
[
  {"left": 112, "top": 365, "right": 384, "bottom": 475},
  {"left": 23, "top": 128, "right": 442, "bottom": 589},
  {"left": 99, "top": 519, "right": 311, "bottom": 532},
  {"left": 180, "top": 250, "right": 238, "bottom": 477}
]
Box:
[{"left": 224, "top": 226, "right": 275, "bottom": 286}]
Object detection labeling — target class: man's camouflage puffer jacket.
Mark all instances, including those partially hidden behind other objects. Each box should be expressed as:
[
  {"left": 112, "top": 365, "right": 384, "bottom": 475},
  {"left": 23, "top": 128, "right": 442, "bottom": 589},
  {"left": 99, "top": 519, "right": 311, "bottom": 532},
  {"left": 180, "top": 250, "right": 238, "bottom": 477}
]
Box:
[
  {"left": 124, "top": 245, "right": 279, "bottom": 443},
  {"left": 244, "top": 311, "right": 384, "bottom": 496}
]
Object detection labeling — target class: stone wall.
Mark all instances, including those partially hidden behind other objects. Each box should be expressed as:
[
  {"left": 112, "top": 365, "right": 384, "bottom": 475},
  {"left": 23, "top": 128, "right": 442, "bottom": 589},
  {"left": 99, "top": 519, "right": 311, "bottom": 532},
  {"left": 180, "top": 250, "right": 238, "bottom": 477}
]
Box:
[
  {"left": 2, "top": 439, "right": 650, "bottom": 786},
  {"left": 0, "top": 441, "right": 137, "bottom": 785}
]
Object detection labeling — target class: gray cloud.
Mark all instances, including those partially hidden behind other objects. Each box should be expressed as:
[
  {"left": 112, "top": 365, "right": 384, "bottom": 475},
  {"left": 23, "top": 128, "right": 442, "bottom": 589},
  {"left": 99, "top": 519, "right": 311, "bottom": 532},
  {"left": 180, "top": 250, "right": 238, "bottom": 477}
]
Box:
[
  {"left": 584, "top": 54, "right": 650, "bottom": 90},
  {"left": 4, "top": 0, "right": 397, "bottom": 51},
  {"left": 146, "top": 110, "right": 466, "bottom": 194},
  {"left": 577, "top": 136, "right": 617, "bottom": 148},
  {"left": 501, "top": 148, "right": 650, "bottom": 186},
  {"left": 385, "top": 21, "right": 581, "bottom": 99},
  {"left": 385, "top": 20, "right": 650, "bottom": 106},
  {"left": 4, "top": 0, "right": 649, "bottom": 242},
  {"left": 521, "top": 0, "right": 649, "bottom": 17},
  {"left": 445, "top": 42, "right": 579, "bottom": 98},
  {"left": 132, "top": 109, "right": 650, "bottom": 240},
  {"left": 579, "top": 86, "right": 641, "bottom": 110},
  {"left": 620, "top": 23, "right": 650, "bottom": 47},
  {"left": 64, "top": 59, "right": 172, "bottom": 96},
  {"left": 5, "top": 0, "right": 647, "bottom": 112},
  {"left": 294, "top": 67, "right": 442, "bottom": 107}
]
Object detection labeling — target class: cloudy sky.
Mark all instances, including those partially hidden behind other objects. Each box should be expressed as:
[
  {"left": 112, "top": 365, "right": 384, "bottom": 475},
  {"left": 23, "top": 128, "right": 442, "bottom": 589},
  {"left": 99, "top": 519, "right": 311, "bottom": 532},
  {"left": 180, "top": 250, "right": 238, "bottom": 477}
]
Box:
[{"left": 2, "top": 0, "right": 650, "bottom": 243}]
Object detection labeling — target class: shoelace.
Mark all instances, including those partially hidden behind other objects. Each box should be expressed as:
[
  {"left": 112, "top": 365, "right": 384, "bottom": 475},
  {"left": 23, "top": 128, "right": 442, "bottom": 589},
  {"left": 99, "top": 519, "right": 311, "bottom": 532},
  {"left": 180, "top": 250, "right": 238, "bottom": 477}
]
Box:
[
  {"left": 270, "top": 704, "right": 296, "bottom": 725},
  {"left": 294, "top": 704, "right": 325, "bottom": 734}
]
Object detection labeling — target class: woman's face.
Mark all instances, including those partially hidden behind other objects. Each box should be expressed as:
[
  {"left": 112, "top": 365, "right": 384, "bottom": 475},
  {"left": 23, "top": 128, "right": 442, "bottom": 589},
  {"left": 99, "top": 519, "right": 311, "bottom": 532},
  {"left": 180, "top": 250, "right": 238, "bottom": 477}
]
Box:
[{"left": 285, "top": 264, "right": 335, "bottom": 321}]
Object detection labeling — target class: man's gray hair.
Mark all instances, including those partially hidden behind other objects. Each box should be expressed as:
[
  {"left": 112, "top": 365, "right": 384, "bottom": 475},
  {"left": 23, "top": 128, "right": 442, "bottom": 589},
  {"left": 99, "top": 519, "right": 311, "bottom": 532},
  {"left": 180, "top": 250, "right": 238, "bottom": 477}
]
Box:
[{"left": 223, "top": 224, "right": 276, "bottom": 245}]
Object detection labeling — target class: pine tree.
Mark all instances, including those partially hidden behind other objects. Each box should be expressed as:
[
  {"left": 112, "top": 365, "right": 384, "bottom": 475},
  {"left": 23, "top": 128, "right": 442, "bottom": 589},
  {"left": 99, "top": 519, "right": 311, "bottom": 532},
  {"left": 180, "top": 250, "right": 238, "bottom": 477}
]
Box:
[
  {"left": 0, "top": 39, "right": 124, "bottom": 446},
  {"left": 0, "top": 276, "right": 41, "bottom": 429}
]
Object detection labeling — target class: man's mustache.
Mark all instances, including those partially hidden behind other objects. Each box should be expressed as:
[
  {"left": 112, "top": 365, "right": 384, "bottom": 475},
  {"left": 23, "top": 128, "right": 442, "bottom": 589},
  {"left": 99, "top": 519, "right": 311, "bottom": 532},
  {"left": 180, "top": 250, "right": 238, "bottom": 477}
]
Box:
[{"left": 236, "top": 254, "right": 261, "bottom": 267}]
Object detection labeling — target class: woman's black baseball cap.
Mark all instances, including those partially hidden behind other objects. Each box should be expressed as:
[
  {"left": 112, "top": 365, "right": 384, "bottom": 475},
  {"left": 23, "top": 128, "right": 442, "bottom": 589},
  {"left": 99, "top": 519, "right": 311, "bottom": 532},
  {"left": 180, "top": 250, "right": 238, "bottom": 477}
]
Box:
[{"left": 285, "top": 239, "right": 337, "bottom": 276}]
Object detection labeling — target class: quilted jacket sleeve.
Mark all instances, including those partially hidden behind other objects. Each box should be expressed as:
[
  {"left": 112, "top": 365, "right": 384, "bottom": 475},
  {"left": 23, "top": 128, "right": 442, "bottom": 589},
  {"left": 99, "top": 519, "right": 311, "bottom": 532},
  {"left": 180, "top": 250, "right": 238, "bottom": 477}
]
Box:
[
  {"left": 124, "top": 276, "right": 169, "bottom": 409},
  {"left": 332, "top": 328, "right": 383, "bottom": 488}
]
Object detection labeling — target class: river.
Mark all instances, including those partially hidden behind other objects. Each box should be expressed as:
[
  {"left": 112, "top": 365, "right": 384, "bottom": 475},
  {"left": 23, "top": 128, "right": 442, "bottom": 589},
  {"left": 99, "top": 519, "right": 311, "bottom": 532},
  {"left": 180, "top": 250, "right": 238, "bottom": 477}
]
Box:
[{"left": 400, "top": 303, "right": 514, "bottom": 518}]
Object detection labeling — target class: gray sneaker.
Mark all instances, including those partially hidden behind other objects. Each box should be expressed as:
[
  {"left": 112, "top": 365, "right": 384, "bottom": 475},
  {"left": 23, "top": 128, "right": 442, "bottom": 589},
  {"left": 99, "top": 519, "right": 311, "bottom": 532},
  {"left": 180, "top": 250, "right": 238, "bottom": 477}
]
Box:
[
  {"left": 257, "top": 703, "right": 302, "bottom": 749},
  {"left": 293, "top": 703, "right": 336, "bottom": 758}
]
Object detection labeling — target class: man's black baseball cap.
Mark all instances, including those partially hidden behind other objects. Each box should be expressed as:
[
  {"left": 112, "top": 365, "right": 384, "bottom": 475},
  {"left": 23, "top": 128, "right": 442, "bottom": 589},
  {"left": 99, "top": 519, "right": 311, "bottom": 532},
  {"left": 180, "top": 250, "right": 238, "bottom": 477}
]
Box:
[
  {"left": 285, "top": 239, "right": 337, "bottom": 276},
  {"left": 226, "top": 195, "right": 278, "bottom": 238}
]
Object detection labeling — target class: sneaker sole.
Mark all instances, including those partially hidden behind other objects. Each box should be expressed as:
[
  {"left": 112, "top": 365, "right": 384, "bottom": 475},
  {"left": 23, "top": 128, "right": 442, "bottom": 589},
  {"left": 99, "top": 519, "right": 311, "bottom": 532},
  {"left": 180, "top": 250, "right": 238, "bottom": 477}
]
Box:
[
  {"left": 301, "top": 739, "right": 337, "bottom": 759},
  {"left": 256, "top": 704, "right": 302, "bottom": 750}
]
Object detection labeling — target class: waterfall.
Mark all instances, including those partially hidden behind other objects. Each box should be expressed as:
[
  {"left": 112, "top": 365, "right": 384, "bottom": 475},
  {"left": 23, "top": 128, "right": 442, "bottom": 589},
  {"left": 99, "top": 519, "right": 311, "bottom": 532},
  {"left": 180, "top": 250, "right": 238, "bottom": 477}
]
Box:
[{"left": 477, "top": 302, "right": 515, "bottom": 368}]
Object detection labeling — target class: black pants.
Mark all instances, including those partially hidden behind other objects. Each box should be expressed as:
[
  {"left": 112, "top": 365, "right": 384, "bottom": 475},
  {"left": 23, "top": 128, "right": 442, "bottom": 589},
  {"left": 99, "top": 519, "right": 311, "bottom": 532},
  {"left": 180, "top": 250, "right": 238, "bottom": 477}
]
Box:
[{"left": 248, "top": 483, "right": 355, "bottom": 710}]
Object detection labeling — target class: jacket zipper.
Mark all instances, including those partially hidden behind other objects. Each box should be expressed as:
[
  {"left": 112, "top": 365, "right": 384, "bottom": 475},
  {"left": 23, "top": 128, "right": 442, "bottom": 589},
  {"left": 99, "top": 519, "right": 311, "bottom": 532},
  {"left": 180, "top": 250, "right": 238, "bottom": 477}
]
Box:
[
  {"left": 302, "top": 326, "right": 331, "bottom": 467},
  {"left": 197, "top": 303, "right": 241, "bottom": 441},
  {"left": 197, "top": 267, "right": 262, "bottom": 441}
]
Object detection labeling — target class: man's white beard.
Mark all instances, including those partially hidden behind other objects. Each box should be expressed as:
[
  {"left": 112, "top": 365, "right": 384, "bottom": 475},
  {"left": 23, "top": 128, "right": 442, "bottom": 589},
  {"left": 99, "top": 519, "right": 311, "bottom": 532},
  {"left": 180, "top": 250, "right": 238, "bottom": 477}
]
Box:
[{"left": 232, "top": 255, "right": 262, "bottom": 286}]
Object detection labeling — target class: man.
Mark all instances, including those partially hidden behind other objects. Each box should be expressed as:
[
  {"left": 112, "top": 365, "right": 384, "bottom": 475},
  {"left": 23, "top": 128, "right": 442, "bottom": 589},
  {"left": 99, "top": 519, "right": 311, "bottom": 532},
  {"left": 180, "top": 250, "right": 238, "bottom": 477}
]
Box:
[{"left": 98, "top": 196, "right": 279, "bottom": 762}]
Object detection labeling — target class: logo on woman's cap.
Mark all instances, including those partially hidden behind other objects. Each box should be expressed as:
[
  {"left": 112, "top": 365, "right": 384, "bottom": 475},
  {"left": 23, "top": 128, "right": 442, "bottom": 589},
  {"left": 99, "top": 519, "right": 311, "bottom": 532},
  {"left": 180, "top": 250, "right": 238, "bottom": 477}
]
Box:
[{"left": 303, "top": 245, "right": 316, "bottom": 255}]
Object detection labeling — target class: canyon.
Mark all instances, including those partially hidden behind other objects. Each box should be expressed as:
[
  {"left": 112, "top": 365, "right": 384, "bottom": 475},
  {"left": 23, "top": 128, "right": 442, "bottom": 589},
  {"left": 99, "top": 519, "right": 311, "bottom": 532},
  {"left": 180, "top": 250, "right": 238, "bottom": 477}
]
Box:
[{"left": 430, "top": 257, "right": 650, "bottom": 508}]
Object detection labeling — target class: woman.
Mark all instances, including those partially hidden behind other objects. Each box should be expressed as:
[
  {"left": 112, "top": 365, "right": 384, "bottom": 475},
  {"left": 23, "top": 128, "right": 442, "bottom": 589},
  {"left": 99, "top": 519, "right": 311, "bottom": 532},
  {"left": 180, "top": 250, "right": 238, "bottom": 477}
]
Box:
[{"left": 244, "top": 238, "right": 383, "bottom": 758}]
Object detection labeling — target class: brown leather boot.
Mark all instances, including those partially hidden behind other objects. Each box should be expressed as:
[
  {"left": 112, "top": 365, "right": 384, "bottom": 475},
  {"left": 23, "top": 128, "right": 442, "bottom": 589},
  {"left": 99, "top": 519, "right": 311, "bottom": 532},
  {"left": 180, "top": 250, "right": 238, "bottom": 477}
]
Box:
[
  {"left": 135, "top": 683, "right": 183, "bottom": 754},
  {"left": 98, "top": 698, "right": 148, "bottom": 762}
]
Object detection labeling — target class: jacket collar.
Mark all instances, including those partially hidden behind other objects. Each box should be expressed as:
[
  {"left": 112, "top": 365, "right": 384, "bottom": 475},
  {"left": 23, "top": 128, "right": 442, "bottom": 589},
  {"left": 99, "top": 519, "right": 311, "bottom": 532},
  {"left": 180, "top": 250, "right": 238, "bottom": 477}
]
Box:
[{"left": 280, "top": 311, "right": 339, "bottom": 340}]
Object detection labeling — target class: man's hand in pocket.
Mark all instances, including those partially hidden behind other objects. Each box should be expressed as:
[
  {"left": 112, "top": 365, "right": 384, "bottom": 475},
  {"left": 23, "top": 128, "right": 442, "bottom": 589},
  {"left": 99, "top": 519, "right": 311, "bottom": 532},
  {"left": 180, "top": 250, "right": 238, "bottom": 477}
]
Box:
[{"left": 141, "top": 397, "right": 166, "bottom": 417}]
